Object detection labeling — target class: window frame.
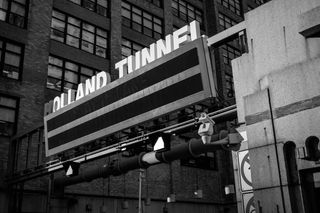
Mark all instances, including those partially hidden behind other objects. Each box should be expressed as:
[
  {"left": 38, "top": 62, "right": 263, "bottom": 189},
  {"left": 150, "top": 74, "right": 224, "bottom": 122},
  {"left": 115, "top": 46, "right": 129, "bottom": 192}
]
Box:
[
  {"left": 50, "top": 9, "right": 109, "bottom": 58},
  {"left": 145, "top": 0, "right": 162, "bottom": 8},
  {"left": 121, "top": 37, "right": 145, "bottom": 59},
  {"left": 121, "top": 1, "right": 163, "bottom": 39},
  {"left": 68, "top": 0, "right": 110, "bottom": 17},
  {"left": 221, "top": 43, "right": 241, "bottom": 66},
  {"left": 171, "top": 0, "right": 204, "bottom": 28},
  {"left": 217, "top": 0, "right": 241, "bottom": 16},
  {"left": 0, "top": 37, "right": 24, "bottom": 81},
  {"left": 218, "top": 12, "right": 238, "bottom": 30},
  {"left": 225, "top": 72, "right": 235, "bottom": 98},
  {"left": 121, "top": 38, "right": 145, "bottom": 74},
  {"left": 0, "top": 93, "right": 19, "bottom": 137},
  {"left": 255, "top": 0, "right": 265, "bottom": 5},
  {"left": 46, "top": 55, "right": 100, "bottom": 92},
  {"left": 0, "top": 0, "right": 29, "bottom": 28}
]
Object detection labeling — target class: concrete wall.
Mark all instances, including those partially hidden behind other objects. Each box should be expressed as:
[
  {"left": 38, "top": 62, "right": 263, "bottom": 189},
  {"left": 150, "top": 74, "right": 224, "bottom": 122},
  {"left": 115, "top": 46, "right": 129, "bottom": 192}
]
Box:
[
  {"left": 232, "top": 0, "right": 320, "bottom": 212},
  {"left": 233, "top": 0, "right": 320, "bottom": 123}
]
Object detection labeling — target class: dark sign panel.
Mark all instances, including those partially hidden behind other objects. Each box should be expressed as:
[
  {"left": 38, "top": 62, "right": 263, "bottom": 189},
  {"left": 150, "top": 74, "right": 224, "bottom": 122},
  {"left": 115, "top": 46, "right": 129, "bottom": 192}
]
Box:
[{"left": 44, "top": 37, "right": 216, "bottom": 156}]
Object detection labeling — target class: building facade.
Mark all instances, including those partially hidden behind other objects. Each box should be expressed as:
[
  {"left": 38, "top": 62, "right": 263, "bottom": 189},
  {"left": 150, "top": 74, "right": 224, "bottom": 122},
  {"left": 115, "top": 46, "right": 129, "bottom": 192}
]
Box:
[
  {"left": 232, "top": 0, "right": 320, "bottom": 212},
  {"left": 0, "top": 0, "right": 267, "bottom": 213}
]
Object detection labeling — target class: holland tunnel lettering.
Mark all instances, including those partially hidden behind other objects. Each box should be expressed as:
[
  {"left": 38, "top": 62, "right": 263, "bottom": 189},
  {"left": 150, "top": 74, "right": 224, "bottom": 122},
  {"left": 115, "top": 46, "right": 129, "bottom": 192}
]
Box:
[{"left": 44, "top": 37, "right": 216, "bottom": 156}]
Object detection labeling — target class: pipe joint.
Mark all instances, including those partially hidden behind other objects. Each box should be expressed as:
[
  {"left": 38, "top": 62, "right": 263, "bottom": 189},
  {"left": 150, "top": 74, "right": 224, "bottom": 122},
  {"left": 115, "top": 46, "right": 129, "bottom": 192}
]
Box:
[
  {"left": 188, "top": 140, "right": 201, "bottom": 158},
  {"left": 138, "top": 152, "right": 149, "bottom": 168}
]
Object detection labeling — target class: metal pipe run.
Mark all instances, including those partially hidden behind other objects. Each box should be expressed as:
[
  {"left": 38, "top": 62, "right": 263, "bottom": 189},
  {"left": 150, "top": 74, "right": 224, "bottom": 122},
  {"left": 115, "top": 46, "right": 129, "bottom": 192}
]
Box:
[{"left": 54, "top": 135, "right": 223, "bottom": 187}]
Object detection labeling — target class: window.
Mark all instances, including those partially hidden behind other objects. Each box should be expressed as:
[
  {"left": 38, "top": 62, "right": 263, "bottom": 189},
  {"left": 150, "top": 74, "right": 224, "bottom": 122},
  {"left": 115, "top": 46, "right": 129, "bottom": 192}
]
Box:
[
  {"left": 225, "top": 73, "right": 234, "bottom": 98},
  {"left": 121, "top": 38, "right": 144, "bottom": 59},
  {"left": 121, "top": 1, "right": 163, "bottom": 39},
  {"left": 68, "top": 0, "right": 109, "bottom": 17},
  {"left": 247, "top": 6, "right": 253, "bottom": 11},
  {"left": 217, "top": 0, "right": 241, "bottom": 16},
  {"left": 221, "top": 44, "right": 240, "bottom": 65},
  {"left": 145, "top": 0, "right": 162, "bottom": 8},
  {"left": 50, "top": 10, "right": 109, "bottom": 58},
  {"left": 0, "top": 94, "right": 18, "bottom": 136},
  {"left": 121, "top": 38, "right": 144, "bottom": 74},
  {"left": 218, "top": 13, "right": 238, "bottom": 30},
  {"left": 255, "top": 0, "right": 265, "bottom": 5},
  {"left": 0, "top": 38, "right": 24, "bottom": 80},
  {"left": 0, "top": 0, "right": 28, "bottom": 28},
  {"left": 173, "top": 25, "right": 180, "bottom": 32},
  {"left": 46, "top": 55, "right": 99, "bottom": 92},
  {"left": 171, "top": 0, "right": 203, "bottom": 27}
]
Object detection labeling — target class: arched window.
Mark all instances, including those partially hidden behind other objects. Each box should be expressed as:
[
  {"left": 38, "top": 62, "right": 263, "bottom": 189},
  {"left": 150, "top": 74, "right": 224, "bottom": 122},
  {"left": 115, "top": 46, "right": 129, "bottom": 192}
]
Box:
[{"left": 305, "top": 136, "right": 320, "bottom": 161}]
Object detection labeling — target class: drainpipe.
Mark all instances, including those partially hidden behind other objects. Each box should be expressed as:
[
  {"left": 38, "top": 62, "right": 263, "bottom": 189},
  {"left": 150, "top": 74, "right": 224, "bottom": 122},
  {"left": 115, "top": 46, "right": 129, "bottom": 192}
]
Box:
[{"left": 267, "top": 89, "right": 286, "bottom": 213}]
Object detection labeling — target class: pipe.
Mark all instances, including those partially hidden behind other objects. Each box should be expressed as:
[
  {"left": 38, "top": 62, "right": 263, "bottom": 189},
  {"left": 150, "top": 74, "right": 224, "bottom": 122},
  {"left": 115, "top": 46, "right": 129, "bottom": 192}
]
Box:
[
  {"left": 165, "top": 108, "right": 237, "bottom": 134},
  {"left": 46, "top": 175, "right": 53, "bottom": 213},
  {"left": 54, "top": 135, "right": 224, "bottom": 187},
  {"left": 267, "top": 89, "right": 286, "bottom": 213},
  {"left": 138, "top": 169, "right": 143, "bottom": 213},
  {"left": 163, "top": 104, "right": 236, "bottom": 133}
]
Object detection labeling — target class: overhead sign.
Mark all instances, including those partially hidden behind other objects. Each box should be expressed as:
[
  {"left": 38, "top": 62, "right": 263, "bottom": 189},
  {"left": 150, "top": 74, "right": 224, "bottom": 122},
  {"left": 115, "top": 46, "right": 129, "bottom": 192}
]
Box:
[
  {"left": 51, "top": 71, "right": 111, "bottom": 113},
  {"left": 44, "top": 36, "right": 216, "bottom": 156},
  {"left": 115, "top": 21, "right": 200, "bottom": 78},
  {"left": 48, "top": 21, "right": 200, "bottom": 114}
]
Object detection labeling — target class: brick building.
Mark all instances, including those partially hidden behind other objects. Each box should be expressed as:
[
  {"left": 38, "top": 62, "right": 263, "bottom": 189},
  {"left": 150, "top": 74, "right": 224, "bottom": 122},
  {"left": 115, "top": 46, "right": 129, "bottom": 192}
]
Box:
[{"left": 0, "top": 0, "right": 267, "bottom": 213}]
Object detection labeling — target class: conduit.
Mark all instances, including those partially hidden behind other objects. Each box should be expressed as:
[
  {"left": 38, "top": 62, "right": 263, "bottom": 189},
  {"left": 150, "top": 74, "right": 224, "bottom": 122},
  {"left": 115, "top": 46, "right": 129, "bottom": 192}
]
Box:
[
  {"left": 54, "top": 133, "right": 226, "bottom": 187},
  {"left": 267, "top": 89, "right": 287, "bottom": 213}
]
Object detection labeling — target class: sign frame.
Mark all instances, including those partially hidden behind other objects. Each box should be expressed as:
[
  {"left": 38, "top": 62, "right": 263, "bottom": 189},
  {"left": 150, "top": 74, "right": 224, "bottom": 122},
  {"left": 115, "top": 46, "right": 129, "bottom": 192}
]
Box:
[{"left": 44, "top": 37, "right": 215, "bottom": 156}]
